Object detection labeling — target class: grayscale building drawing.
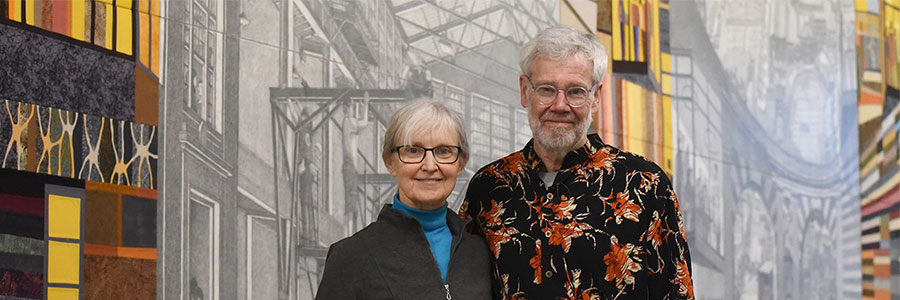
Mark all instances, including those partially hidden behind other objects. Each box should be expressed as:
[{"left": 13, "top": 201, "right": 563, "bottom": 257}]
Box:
[
  {"left": 160, "top": 1, "right": 557, "bottom": 299},
  {"left": 157, "top": 0, "right": 861, "bottom": 299},
  {"left": 671, "top": 0, "right": 860, "bottom": 299}
]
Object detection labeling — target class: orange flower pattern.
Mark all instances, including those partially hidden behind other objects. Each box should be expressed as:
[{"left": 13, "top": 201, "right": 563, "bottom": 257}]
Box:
[{"left": 461, "top": 134, "right": 694, "bottom": 299}]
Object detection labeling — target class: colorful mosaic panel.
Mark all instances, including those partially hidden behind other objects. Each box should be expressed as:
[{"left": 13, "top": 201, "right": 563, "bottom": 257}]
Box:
[
  {"left": 0, "top": 99, "right": 158, "bottom": 189},
  {"left": 0, "top": 169, "right": 83, "bottom": 299},
  {"left": 857, "top": 1, "right": 900, "bottom": 298},
  {"left": 0, "top": 22, "right": 136, "bottom": 121},
  {"left": 82, "top": 180, "right": 157, "bottom": 299},
  {"left": 1, "top": 0, "right": 162, "bottom": 75},
  {"left": 0, "top": 168, "right": 157, "bottom": 299},
  {"left": 611, "top": 0, "right": 661, "bottom": 82},
  {"left": 0, "top": 1, "right": 160, "bottom": 299}
]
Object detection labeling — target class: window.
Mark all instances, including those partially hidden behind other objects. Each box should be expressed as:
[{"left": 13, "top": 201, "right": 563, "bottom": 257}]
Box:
[{"left": 184, "top": 0, "right": 223, "bottom": 132}]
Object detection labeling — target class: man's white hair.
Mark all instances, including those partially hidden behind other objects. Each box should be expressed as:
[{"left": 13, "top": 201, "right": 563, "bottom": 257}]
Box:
[{"left": 520, "top": 26, "right": 609, "bottom": 84}]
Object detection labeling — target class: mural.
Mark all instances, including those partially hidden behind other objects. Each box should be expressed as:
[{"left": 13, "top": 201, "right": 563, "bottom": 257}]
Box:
[
  {"left": 855, "top": 0, "right": 900, "bottom": 299},
  {"left": 0, "top": 0, "right": 884, "bottom": 299},
  {"left": 668, "top": 1, "right": 860, "bottom": 299},
  {"left": 160, "top": 0, "right": 554, "bottom": 298},
  {"left": 0, "top": 0, "right": 161, "bottom": 299},
  {"left": 594, "top": 0, "right": 862, "bottom": 299}
]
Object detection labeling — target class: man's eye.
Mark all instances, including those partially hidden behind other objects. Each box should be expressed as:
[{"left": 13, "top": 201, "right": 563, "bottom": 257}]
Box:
[
  {"left": 568, "top": 88, "right": 588, "bottom": 96},
  {"left": 536, "top": 86, "right": 557, "bottom": 95}
]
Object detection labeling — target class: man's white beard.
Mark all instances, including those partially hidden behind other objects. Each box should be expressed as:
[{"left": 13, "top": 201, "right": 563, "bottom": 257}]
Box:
[{"left": 528, "top": 110, "right": 592, "bottom": 153}]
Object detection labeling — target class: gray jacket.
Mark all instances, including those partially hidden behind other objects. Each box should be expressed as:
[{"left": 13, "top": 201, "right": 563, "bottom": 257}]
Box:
[{"left": 316, "top": 204, "right": 494, "bottom": 300}]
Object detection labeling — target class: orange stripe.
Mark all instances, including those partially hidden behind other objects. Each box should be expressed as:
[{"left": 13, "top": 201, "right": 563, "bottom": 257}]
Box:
[
  {"left": 860, "top": 89, "right": 883, "bottom": 105},
  {"left": 862, "top": 249, "right": 876, "bottom": 259},
  {"left": 8, "top": 0, "right": 16, "bottom": 21},
  {"left": 84, "top": 244, "right": 157, "bottom": 260},
  {"left": 116, "top": 246, "right": 156, "bottom": 260},
  {"left": 84, "top": 243, "right": 119, "bottom": 257},
  {"left": 51, "top": 0, "right": 70, "bottom": 36},
  {"left": 85, "top": 180, "right": 157, "bottom": 199},
  {"left": 873, "top": 264, "right": 891, "bottom": 277},
  {"left": 150, "top": 0, "right": 160, "bottom": 75}
]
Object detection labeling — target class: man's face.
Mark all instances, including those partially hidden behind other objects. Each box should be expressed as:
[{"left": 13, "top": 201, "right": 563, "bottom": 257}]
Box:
[{"left": 520, "top": 55, "right": 600, "bottom": 152}]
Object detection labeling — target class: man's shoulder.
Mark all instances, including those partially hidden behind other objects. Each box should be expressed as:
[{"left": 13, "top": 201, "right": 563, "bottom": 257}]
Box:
[
  {"left": 598, "top": 143, "right": 667, "bottom": 176},
  {"left": 474, "top": 150, "right": 529, "bottom": 175}
]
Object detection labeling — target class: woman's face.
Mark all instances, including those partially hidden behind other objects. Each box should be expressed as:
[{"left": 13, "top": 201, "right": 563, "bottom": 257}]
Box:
[{"left": 385, "top": 127, "right": 464, "bottom": 210}]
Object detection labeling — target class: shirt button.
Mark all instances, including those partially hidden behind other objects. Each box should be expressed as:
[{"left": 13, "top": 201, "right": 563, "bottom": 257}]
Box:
[
  {"left": 544, "top": 230, "right": 552, "bottom": 238},
  {"left": 546, "top": 193, "right": 554, "bottom": 200},
  {"left": 545, "top": 270, "right": 553, "bottom": 278}
]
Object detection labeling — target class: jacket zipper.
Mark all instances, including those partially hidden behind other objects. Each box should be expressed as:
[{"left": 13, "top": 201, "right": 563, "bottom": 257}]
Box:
[
  {"left": 445, "top": 219, "right": 463, "bottom": 300},
  {"left": 413, "top": 223, "right": 462, "bottom": 299}
]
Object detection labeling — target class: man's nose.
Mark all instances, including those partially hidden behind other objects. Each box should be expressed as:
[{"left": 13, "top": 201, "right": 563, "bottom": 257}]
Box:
[{"left": 548, "top": 90, "right": 571, "bottom": 111}]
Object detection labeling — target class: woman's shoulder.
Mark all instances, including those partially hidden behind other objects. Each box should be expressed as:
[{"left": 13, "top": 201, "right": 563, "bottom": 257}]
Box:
[{"left": 329, "top": 222, "right": 382, "bottom": 252}]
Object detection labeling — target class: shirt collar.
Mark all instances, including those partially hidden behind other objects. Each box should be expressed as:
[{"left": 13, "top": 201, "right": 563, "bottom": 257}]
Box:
[{"left": 522, "top": 133, "right": 606, "bottom": 172}]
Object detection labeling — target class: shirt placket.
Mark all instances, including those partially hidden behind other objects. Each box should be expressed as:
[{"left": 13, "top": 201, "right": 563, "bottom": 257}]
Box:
[{"left": 539, "top": 176, "right": 567, "bottom": 283}]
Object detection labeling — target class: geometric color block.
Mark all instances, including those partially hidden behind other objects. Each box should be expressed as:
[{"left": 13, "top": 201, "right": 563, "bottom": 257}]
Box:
[
  {"left": 0, "top": 210, "right": 43, "bottom": 239},
  {"left": 121, "top": 195, "right": 156, "bottom": 248},
  {"left": 83, "top": 244, "right": 156, "bottom": 260},
  {"left": 138, "top": 0, "right": 150, "bottom": 66},
  {"left": 84, "top": 189, "right": 120, "bottom": 246},
  {"left": 47, "top": 240, "right": 80, "bottom": 285},
  {"left": 135, "top": 66, "right": 160, "bottom": 126},
  {"left": 48, "top": 195, "right": 81, "bottom": 240},
  {"left": 0, "top": 233, "right": 44, "bottom": 256},
  {"left": 47, "top": 286, "right": 79, "bottom": 300},
  {"left": 71, "top": 0, "right": 86, "bottom": 42},
  {"left": 116, "top": 2, "right": 133, "bottom": 56},
  {"left": 0, "top": 23, "right": 136, "bottom": 121},
  {"left": 0, "top": 268, "right": 43, "bottom": 299},
  {"left": 0, "top": 193, "right": 44, "bottom": 216},
  {"left": 0, "top": 169, "right": 84, "bottom": 199},
  {"left": 83, "top": 255, "right": 155, "bottom": 299},
  {"left": 0, "top": 251, "right": 43, "bottom": 273}
]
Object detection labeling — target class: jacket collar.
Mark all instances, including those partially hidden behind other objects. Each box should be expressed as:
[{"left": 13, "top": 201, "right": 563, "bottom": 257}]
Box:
[{"left": 376, "top": 204, "right": 469, "bottom": 237}]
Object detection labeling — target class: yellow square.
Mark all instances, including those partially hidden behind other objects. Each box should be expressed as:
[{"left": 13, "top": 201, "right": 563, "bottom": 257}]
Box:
[
  {"left": 48, "top": 194, "right": 81, "bottom": 239},
  {"left": 116, "top": 6, "right": 133, "bottom": 55},
  {"left": 48, "top": 240, "right": 80, "bottom": 285},
  {"left": 47, "top": 287, "right": 79, "bottom": 300}
]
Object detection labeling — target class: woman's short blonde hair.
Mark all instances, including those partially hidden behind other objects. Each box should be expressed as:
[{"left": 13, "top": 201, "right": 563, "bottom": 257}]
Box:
[{"left": 381, "top": 99, "right": 469, "bottom": 167}]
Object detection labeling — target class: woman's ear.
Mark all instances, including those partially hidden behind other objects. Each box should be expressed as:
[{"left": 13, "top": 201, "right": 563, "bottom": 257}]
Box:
[{"left": 384, "top": 154, "right": 398, "bottom": 177}]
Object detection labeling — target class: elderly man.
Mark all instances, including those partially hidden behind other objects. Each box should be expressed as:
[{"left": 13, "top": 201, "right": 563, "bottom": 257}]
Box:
[{"left": 461, "top": 26, "right": 694, "bottom": 299}]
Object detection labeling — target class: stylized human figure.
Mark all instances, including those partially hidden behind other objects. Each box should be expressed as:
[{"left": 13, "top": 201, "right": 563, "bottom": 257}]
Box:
[{"left": 341, "top": 94, "right": 369, "bottom": 232}]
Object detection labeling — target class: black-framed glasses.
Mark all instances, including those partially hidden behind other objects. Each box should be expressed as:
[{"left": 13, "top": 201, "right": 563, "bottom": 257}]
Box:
[
  {"left": 526, "top": 76, "right": 597, "bottom": 107},
  {"left": 394, "top": 145, "right": 462, "bottom": 164}
]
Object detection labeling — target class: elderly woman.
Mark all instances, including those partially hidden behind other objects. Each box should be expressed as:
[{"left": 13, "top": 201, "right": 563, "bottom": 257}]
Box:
[{"left": 316, "top": 100, "right": 493, "bottom": 299}]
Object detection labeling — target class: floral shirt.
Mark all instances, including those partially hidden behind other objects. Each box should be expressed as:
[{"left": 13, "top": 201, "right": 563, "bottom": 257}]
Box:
[{"left": 461, "top": 134, "right": 694, "bottom": 299}]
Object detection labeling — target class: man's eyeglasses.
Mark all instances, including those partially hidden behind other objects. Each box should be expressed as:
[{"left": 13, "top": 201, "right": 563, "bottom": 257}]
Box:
[
  {"left": 526, "top": 76, "right": 597, "bottom": 107},
  {"left": 394, "top": 145, "right": 462, "bottom": 164}
]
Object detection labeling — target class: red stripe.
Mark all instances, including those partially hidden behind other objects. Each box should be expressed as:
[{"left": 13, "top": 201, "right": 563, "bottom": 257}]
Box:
[
  {"left": 0, "top": 194, "right": 43, "bottom": 216},
  {"left": 861, "top": 185, "right": 900, "bottom": 216}
]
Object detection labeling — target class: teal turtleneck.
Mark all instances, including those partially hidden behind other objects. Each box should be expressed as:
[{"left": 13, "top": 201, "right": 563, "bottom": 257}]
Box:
[{"left": 392, "top": 194, "right": 452, "bottom": 283}]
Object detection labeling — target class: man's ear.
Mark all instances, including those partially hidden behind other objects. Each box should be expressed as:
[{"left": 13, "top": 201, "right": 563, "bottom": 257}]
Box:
[
  {"left": 520, "top": 75, "right": 529, "bottom": 108},
  {"left": 591, "top": 84, "right": 602, "bottom": 115}
]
